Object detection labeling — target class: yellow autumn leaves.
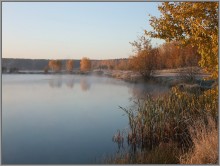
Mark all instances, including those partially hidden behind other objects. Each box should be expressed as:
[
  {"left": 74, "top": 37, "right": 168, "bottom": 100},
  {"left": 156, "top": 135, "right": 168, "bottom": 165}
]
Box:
[{"left": 146, "top": 2, "right": 218, "bottom": 79}]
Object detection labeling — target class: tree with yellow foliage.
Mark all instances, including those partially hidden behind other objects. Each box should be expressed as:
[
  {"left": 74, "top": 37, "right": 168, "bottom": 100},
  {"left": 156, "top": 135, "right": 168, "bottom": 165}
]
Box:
[
  {"left": 48, "top": 60, "right": 62, "bottom": 72},
  {"left": 146, "top": 2, "right": 218, "bottom": 78},
  {"left": 66, "top": 60, "right": 74, "bottom": 73},
  {"left": 80, "top": 57, "right": 91, "bottom": 72},
  {"left": 129, "top": 36, "right": 158, "bottom": 79}
]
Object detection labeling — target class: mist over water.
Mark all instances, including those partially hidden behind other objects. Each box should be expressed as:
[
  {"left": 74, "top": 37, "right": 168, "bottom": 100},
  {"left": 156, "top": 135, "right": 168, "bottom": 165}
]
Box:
[{"left": 2, "top": 74, "right": 169, "bottom": 164}]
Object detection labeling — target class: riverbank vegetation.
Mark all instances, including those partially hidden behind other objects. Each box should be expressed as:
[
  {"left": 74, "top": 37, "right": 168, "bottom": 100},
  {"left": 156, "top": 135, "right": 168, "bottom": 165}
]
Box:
[
  {"left": 109, "top": 1, "right": 218, "bottom": 164},
  {"left": 109, "top": 85, "right": 218, "bottom": 164}
]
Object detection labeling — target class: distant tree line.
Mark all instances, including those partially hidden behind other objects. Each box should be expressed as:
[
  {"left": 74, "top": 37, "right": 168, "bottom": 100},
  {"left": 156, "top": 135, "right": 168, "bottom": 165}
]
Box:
[
  {"left": 91, "top": 38, "right": 200, "bottom": 79},
  {"left": 2, "top": 66, "right": 19, "bottom": 73},
  {"left": 3, "top": 39, "right": 200, "bottom": 77},
  {"left": 128, "top": 36, "right": 200, "bottom": 79},
  {"left": 92, "top": 59, "right": 130, "bottom": 71},
  {"left": 46, "top": 58, "right": 91, "bottom": 73}
]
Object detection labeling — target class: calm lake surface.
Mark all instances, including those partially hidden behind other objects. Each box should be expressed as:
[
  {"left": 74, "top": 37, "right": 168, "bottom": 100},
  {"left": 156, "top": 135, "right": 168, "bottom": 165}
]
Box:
[{"left": 2, "top": 74, "right": 169, "bottom": 164}]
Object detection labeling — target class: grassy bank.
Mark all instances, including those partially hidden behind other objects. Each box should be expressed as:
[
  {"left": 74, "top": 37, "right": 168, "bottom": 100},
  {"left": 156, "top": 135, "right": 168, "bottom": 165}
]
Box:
[{"left": 109, "top": 85, "right": 218, "bottom": 164}]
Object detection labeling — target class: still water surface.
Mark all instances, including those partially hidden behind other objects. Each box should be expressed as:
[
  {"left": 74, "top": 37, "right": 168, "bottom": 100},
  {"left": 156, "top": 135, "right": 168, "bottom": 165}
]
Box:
[{"left": 2, "top": 74, "right": 168, "bottom": 164}]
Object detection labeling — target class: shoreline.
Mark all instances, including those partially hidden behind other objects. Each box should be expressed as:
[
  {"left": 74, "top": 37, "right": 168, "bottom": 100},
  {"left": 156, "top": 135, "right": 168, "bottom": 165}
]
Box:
[{"left": 2, "top": 69, "right": 214, "bottom": 89}]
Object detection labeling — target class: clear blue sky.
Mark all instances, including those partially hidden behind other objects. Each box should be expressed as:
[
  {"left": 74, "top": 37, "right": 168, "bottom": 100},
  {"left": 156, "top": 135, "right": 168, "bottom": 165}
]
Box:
[{"left": 2, "top": 2, "right": 164, "bottom": 60}]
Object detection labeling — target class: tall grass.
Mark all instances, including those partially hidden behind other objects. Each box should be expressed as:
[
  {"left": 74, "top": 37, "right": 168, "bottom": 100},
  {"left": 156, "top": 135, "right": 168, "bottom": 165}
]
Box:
[
  {"left": 111, "top": 85, "right": 218, "bottom": 164},
  {"left": 107, "top": 142, "right": 180, "bottom": 164},
  {"left": 180, "top": 117, "right": 218, "bottom": 164}
]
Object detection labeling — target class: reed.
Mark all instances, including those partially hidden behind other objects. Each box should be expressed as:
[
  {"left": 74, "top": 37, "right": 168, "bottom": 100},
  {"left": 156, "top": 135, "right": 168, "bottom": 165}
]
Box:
[{"left": 111, "top": 85, "right": 218, "bottom": 164}]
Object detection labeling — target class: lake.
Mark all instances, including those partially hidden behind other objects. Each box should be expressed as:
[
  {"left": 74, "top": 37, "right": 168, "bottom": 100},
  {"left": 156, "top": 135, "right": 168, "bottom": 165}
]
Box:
[{"left": 2, "top": 74, "right": 169, "bottom": 164}]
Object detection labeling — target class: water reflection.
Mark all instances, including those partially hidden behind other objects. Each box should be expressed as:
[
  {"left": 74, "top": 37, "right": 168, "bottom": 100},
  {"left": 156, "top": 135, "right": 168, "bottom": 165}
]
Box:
[
  {"left": 47, "top": 76, "right": 91, "bottom": 91},
  {"left": 112, "top": 130, "right": 125, "bottom": 153},
  {"left": 128, "top": 81, "right": 169, "bottom": 100},
  {"left": 3, "top": 74, "right": 170, "bottom": 164},
  {"left": 65, "top": 78, "right": 74, "bottom": 89},
  {"left": 80, "top": 78, "right": 91, "bottom": 91},
  {"left": 48, "top": 75, "right": 62, "bottom": 88},
  {"left": 48, "top": 76, "right": 74, "bottom": 89},
  {"left": 47, "top": 75, "right": 169, "bottom": 98}
]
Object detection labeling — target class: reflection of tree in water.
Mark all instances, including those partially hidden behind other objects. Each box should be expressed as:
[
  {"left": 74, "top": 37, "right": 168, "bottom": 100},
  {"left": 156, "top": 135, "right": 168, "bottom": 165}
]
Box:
[
  {"left": 112, "top": 130, "right": 126, "bottom": 153},
  {"left": 48, "top": 76, "right": 62, "bottom": 88},
  {"left": 128, "top": 82, "right": 169, "bottom": 100},
  {"left": 80, "top": 78, "right": 91, "bottom": 91},
  {"left": 65, "top": 78, "right": 74, "bottom": 88},
  {"left": 48, "top": 76, "right": 75, "bottom": 89}
]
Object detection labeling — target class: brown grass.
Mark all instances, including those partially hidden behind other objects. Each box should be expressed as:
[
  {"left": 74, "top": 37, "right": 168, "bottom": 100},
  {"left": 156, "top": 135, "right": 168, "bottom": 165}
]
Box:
[
  {"left": 180, "top": 118, "right": 218, "bottom": 164},
  {"left": 140, "top": 142, "right": 180, "bottom": 164},
  {"left": 107, "top": 86, "right": 218, "bottom": 164},
  {"left": 106, "top": 142, "right": 181, "bottom": 164},
  {"left": 108, "top": 118, "right": 218, "bottom": 164}
]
